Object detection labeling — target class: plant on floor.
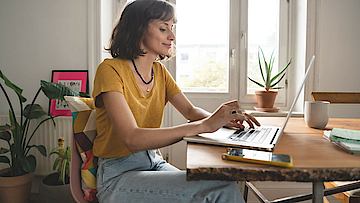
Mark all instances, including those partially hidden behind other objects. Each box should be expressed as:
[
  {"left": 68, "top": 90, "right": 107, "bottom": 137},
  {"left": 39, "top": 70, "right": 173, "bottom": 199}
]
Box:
[
  {"left": 49, "top": 137, "right": 71, "bottom": 185},
  {"left": 248, "top": 46, "right": 292, "bottom": 91},
  {"left": 0, "top": 70, "right": 88, "bottom": 177}
]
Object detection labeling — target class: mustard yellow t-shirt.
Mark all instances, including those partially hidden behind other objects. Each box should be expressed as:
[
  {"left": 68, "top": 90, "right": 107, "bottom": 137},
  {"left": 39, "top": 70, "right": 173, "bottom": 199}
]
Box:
[{"left": 92, "top": 58, "right": 181, "bottom": 158}]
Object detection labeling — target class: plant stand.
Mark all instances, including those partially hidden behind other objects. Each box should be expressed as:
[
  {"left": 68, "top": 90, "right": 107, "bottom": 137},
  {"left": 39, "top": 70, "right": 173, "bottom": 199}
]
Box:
[
  {"left": 0, "top": 168, "right": 34, "bottom": 203},
  {"left": 38, "top": 172, "right": 76, "bottom": 203}
]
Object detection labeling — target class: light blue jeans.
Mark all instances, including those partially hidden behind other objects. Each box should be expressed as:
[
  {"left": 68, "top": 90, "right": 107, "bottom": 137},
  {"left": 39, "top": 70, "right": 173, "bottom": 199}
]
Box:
[{"left": 96, "top": 150, "right": 245, "bottom": 203}]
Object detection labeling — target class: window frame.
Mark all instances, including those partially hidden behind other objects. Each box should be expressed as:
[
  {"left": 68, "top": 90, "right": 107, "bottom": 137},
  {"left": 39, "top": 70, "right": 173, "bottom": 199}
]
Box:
[{"left": 171, "top": 0, "right": 291, "bottom": 109}]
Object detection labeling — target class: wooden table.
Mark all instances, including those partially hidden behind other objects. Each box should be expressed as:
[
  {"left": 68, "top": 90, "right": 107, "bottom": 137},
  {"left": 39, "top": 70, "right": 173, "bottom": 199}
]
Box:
[{"left": 186, "top": 117, "right": 360, "bottom": 202}]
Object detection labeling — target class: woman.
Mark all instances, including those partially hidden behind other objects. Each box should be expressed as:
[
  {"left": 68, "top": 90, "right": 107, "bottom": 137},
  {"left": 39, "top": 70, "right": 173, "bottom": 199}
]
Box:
[{"left": 93, "top": 0, "right": 260, "bottom": 202}]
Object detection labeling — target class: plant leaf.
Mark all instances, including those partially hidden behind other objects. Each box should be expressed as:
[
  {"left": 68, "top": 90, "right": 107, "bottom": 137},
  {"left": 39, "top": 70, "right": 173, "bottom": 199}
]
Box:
[
  {"left": 270, "top": 57, "right": 292, "bottom": 84},
  {"left": 0, "top": 155, "right": 10, "bottom": 164},
  {"left": 40, "top": 80, "right": 89, "bottom": 100},
  {"left": 0, "top": 148, "right": 10, "bottom": 154},
  {"left": 0, "top": 125, "right": 14, "bottom": 132},
  {"left": 49, "top": 151, "right": 61, "bottom": 157},
  {"left": 53, "top": 157, "right": 60, "bottom": 170},
  {"left": 61, "top": 159, "right": 68, "bottom": 185},
  {"left": 270, "top": 73, "right": 286, "bottom": 88},
  {"left": 0, "top": 70, "right": 27, "bottom": 103},
  {"left": 0, "top": 130, "right": 11, "bottom": 142},
  {"left": 248, "top": 77, "right": 265, "bottom": 88},
  {"left": 23, "top": 104, "right": 47, "bottom": 119},
  {"left": 257, "top": 47, "right": 265, "bottom": 83},
  {"left": 21, "top": 155, "right": 36, "bottom": 172}
]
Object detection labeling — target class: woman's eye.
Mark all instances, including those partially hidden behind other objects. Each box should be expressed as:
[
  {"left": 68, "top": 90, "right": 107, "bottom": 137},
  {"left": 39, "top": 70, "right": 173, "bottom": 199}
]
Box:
[{"left": 160, "top": 28, "right": 166, "bottom": 32}]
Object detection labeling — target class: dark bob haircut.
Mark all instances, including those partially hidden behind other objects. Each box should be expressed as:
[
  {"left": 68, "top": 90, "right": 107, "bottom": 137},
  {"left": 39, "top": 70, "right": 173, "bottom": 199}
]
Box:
[{"left": 106, "top": 0, "right": 177, "bottom": 60}]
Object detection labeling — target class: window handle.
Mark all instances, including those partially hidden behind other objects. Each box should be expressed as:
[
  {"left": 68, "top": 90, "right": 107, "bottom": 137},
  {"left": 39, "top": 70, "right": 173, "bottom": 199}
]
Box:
[{"left": 241, "top": 31, "right": 247, "bottom": 49}]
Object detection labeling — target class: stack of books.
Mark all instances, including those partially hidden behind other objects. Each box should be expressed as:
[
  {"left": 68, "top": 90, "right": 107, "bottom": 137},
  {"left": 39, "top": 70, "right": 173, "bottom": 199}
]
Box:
[{"left": 324, "top": 128, "right": 360, "bottom": 155}]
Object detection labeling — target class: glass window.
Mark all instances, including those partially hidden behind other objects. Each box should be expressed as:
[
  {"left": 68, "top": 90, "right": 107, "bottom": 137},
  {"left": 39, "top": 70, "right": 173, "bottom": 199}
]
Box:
[
  {"left": 247, "top": 0, "right": 280, "bottom": 94},
  {"left": 175, "top": 0, "right": 230, "bottom": 93}
]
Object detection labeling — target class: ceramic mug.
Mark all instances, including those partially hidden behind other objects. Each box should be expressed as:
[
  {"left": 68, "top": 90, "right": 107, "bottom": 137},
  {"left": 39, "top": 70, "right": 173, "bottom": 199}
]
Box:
[{"left": 304, "top": 101, "right": 330, "bottom": 129}]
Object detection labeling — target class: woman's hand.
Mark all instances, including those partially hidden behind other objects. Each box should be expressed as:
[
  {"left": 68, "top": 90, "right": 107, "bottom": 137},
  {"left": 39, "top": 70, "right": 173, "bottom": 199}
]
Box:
[{"left": 201, "top": 100, "right": 261, "bottom": 133}]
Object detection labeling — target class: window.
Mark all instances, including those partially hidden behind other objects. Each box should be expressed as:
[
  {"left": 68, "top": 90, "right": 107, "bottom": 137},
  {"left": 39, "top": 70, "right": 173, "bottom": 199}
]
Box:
[{"left": 174, "top": 0, "right": 290, "bottom": 107}]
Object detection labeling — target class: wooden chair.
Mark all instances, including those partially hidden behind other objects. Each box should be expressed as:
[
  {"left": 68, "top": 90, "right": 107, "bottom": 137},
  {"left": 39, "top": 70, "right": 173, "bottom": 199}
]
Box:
[
  {"left": 311, "top": 92, "right": 360, "bottom": 104},
  {"left": 243, "top": 92, "right": 360, "bottom": 203},
  {"left": 312, "top": 92, "right": 360, "bottom": 203}
]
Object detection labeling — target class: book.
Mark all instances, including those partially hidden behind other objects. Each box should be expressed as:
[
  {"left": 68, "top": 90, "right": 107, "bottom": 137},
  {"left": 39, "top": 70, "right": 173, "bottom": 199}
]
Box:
[
  {"left": 324, "top": 131, "right": 360, "bottom": 155},
  {"left": 329, "top": 128, "right": 360, "bottom": 144}
]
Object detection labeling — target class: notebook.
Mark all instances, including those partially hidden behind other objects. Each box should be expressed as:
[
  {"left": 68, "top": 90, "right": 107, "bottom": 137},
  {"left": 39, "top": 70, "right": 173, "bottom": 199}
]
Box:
[{"left": 183, "top": 55, "right": 316, "bottom": 152}]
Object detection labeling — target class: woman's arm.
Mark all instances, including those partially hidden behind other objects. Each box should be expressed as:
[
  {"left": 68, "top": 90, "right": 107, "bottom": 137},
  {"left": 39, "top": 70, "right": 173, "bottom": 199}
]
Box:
[
  {"left": 169, "top": 92, "right": 211, "bottom": 122},
  {"left": 102, "top": 91, "right": 259, "bottom": 153},
  {"left": 102, "top": 91, "right": 203, "bottom": 153}
]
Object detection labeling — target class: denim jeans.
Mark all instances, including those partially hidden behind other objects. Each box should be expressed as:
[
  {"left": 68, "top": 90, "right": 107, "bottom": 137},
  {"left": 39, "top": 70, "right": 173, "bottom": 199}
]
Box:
[{"left": 96, "top": 150, "right": 245, "bottom": 203}]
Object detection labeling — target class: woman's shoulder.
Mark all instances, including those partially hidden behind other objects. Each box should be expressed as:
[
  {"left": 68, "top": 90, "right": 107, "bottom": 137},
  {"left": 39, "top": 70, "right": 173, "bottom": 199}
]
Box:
[{"left": 101, "top": 58, "right": 128, "bottom": 67}]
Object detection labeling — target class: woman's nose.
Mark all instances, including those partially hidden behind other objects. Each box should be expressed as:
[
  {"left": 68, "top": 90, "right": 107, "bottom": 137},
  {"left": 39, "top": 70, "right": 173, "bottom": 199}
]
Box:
[{"left": 168, "top": 30, "right": 175, "bottom": 41}]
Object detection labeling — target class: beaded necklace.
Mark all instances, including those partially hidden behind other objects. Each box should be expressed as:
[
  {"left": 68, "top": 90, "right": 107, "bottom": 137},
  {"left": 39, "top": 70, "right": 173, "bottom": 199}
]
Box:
[{"left": 131, "top": 59, "right": 154, "bottom": 92}]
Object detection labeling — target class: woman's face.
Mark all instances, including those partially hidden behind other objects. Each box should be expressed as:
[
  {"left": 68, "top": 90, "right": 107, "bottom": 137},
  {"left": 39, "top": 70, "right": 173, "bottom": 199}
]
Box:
[{"left": 141, "top": 18, "right": 175, "bottom": 58}]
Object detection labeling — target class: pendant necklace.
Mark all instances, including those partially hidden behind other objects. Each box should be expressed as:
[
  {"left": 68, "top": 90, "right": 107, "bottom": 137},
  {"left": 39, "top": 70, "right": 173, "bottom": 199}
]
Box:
[{"left": 131, "top": 59, "right": 154, "bottom": 92}]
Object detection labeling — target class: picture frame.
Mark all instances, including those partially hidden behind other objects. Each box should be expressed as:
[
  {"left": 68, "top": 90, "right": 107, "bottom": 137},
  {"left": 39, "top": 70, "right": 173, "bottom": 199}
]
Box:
[{"left": 49, "top": 70, "right": 89, "bottom": 116}]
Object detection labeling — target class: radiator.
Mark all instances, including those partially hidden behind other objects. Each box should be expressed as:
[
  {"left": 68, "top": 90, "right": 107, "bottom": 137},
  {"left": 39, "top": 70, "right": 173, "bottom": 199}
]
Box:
[{"left": 0, "top": 115, "right": 73, "bottom": 176}]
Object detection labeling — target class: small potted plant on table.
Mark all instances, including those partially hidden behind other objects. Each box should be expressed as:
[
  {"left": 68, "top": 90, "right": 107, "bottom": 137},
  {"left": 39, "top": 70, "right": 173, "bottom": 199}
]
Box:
[{"left": 248, "top": 47, "right": 292, "bottom": 112}]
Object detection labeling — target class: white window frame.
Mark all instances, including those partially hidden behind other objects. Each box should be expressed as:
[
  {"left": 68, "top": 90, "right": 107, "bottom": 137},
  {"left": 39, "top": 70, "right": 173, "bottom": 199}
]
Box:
[{"left": 169, "top": 0, "right": 291, "bottom": 110}]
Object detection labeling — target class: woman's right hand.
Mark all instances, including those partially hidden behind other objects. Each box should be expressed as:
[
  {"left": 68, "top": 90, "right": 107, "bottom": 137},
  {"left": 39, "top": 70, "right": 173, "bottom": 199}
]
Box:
[{"left": 200, "top": 100, "right": 261, "bottom": 133}]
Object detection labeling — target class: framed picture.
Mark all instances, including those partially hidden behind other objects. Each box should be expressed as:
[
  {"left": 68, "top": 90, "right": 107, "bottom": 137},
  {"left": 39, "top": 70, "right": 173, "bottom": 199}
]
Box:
[{"left": 50, "top": 70, "right": 89, "bottom": 116}]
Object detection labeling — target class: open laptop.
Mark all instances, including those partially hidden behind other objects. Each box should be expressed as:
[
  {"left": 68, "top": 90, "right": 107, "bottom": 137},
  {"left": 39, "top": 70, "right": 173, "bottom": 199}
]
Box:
[{"left": 183, "top": 55, "right": 316, "bottom": 152}]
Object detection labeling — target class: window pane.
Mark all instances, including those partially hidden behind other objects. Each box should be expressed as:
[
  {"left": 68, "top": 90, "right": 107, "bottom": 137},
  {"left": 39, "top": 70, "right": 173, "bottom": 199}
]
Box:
[
  {"left": 176, "top": 0, "right": 229, "bottom": 92},
  {"left": 247, "top": 0, "right": 280, "bottom": 94}
]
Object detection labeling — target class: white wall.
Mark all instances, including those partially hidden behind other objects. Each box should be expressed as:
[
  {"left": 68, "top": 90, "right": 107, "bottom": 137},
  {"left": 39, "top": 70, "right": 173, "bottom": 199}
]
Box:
[
  {"left": 313, "top": 0, "right": 360, "bottom": 118},
  {"left": 0, "top": 0, "right": 88, "bottom": 115}
]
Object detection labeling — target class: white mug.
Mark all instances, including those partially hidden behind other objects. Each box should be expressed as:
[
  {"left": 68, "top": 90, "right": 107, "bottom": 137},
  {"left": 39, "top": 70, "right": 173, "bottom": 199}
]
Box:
[{"left": 304, "top": 101, "right": 330, "bottom": 129}]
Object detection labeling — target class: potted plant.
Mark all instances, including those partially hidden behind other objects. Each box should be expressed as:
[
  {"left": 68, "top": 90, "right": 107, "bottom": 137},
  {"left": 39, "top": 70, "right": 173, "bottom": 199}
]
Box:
[
  {"left": 39, "top": 137, "right": 75, "bottom": 203},
  {"left": 248, "top": 47, "right": 292, "bottom": 110},
  {"left": 0, "top": 70, "right": 88, "bottom": 203}
]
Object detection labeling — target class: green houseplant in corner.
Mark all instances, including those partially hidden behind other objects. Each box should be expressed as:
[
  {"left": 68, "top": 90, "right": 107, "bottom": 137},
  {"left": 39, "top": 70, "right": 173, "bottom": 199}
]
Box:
[
  {"left": 39, "top": 137, "right": 75, "bottom": 203},
  {"left": 248, "top": 47, "right": 292, "bottom": 111},
  {"left": 0, "top": 70, "right": 88, "bottom": 203}
]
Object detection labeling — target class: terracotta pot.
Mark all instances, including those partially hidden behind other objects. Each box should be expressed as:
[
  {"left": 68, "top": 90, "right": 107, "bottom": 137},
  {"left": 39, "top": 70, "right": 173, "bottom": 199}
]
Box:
[
  {"left": 0, "top": 168, "right": 34, "bottom": 203},
  {"left": 39, "top": 172, "right": 76, "bottom": 203},
  {"left": 255, "top": 91, "right": 278, "bottom": 108}
]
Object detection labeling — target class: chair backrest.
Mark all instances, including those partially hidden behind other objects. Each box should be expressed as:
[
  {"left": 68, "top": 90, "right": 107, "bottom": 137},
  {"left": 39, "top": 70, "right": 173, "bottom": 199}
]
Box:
[
  {"left": 65, "top": 96, "right": 98, "bottom": 203},
  {"left": 311, "top": 92, "right": 360, "bottom": 103},
  {"left": 70, "top": 136, "right": 91, "bottom": 203}
]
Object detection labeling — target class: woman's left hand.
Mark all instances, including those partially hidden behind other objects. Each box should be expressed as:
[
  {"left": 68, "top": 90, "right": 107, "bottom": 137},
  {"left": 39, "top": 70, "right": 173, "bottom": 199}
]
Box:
[{"left": 224, "top": 111, "right": 261, "bottom": 129}]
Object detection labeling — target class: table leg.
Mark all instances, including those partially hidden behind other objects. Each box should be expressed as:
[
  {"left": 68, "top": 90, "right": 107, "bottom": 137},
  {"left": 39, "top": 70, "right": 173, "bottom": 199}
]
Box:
[{"left": 313, "top": 181, "right": 324, "bottom": 203}]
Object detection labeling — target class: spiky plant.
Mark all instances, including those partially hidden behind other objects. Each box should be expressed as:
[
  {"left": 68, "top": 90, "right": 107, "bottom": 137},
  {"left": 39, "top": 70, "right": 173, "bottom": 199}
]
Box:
[{"left": 248, "top": 46, "right": 292, "bottom": 91}]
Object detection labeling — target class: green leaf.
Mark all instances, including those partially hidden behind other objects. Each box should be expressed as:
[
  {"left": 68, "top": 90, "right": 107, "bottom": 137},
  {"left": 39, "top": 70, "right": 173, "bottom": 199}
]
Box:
[
  {"left": 270, "top": 57, "right": 292, "bottom": 84},
  {"left": 49, "top": 151, "right": 61, "bottom": 158},
  {"left": 40, "top": 80, "right": 89, "bottom": 100},
  {"left": 23, "top": 104, "right": 47, "bottom": 119},
  {"left": 0, "top": 156, "right": 10, "bottom": 164},
  {"left": 248, "top": 77, "right": 264, "bottom": 88},
  {"left": 31, "top": 145, "right": 47, "bottom": 157},
  {"left": 61, "top": 159, "right": 68, "bottom": 184},
  {"left": 257, "top": 47, "right": 265, "bottom": 83},
  {"left": 21, "top": 155, "right": 36, "bottom": 172},
  {"left": 53, "top": 157, "right": 60, "bottom": 170},
  {"left": 0, "top": 148, "right": 10, "bottom": 154},
  {"left": 0, "top": 125, "right": 14, "bottom": 132},
  {"left": 0, "top": 130, "right": 11, "bottom": 142},
  {"left": 0, "top": 70, "right": 27, "bottom": 103},
  {"left": 270, "top": 73, "right": 286, "bottom": 88},
  {"left": 65, "top": 146, "right": 71, "bottom": 160}
]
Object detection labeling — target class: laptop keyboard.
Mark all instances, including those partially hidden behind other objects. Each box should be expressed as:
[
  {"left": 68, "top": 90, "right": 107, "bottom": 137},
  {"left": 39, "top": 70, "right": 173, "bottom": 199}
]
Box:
[{"left": 228, "top": 128, "right": 271, "bottom": 143}]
